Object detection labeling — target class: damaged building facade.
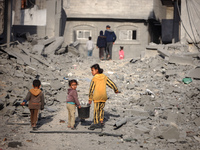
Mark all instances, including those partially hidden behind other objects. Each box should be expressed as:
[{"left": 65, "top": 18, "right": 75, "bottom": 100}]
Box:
[{"left": 1, "top": 0, "right": 200, "bottom": 58}]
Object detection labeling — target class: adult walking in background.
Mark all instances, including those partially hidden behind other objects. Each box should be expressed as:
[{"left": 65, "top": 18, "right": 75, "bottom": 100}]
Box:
[
  {"left": 105, "top": 25, "right": 117, "bottom": 60},
  {"left": 96, "top": 30, "right": 107, "bottom": 60}
]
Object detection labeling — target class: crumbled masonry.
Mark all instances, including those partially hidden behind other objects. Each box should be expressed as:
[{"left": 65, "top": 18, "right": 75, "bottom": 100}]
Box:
[{"left": 0, "top": 36, "right": 200, "bottom": 150}]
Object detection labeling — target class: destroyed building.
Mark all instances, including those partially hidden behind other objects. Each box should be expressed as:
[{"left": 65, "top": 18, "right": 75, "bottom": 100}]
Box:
[
  {"left": 1, "top": 0, "right": 199, "bottom": 59},
  {"left": 0, "top": 0, "right": 200, "bottom": 150}
]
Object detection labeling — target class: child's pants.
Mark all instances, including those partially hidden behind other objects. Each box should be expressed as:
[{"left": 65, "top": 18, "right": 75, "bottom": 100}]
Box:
[
  {"left": 94, "top": 102, "right": 105, "bottom": 124},
  {"left": 67, "top": 103, "right": 76, "bottom": 127},
  {"left": 30, "top": 109, "right": 39, "bottom": 126}
]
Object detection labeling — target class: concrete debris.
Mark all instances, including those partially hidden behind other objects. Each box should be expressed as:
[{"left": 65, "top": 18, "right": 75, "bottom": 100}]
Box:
[
  {"left": 186, "top": 67, "right": 200, "bottom": 79},
  {"left": 41, "top": 37, "right": 56, "bottom": 46},
  {"left": 168, "top": 55, "right": 195, "bottom": 66},
  {"left": 194, "top": 117, "right": 200, "bottom": 126},
  {"left": 32, "top": 44, "right": 44, "bottom": 55},
  {"left": 0, "top": 37, "right": 200, "bottom": 150},
  {"left": 157, "top": 47, "right": 171, "bottom": 57},
  {"left": 161, "top": 125, "right": 180, "bottom": 140},
  {"left": 44, "top": 37, "right": 64, "bottom": 55},
  {"left": 114, "top": 117, "right": 127, "bottom": 128}
]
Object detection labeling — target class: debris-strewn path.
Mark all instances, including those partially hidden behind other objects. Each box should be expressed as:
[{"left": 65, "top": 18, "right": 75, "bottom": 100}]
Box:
[{"left": 0, "top": 41, "right": 200, "bottom": 150}]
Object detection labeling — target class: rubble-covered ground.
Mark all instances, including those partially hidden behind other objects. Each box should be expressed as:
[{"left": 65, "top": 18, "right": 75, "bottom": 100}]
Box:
[{"left": 0, "top": 37, "right": 200, "bottom": 150}]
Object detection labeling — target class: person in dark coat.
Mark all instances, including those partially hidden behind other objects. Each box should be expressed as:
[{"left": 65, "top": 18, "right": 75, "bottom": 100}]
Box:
[
  {"left": 96, "top": 30, "right": 107, "bottom": 60},
  {"left": 104, "top": 25, "right": 117, "bottom": 60}
]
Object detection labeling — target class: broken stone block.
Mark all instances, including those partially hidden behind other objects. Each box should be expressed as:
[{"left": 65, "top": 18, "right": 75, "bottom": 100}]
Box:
[
  {"left": 125, "top": 109, "right": 149, "bottom": 117},
  {"left": 45, "top": 37, "right": 64, "bottom": 55},
  {"left": 41, "top": 37, "right": 55, "bottom": 46},
  {"left": 134, "top": 125, "right": 150, "bottom": 134},
  {"left": 157, "top": 47, "right": 171, "bottom": 57},
  {"left": 50, "top": 80, "right": 63, "bottom": 90},
  {"left": 127, "top": 84, "right": 135, "bottom": 90},
  {"left": 168, "top": 56, "right": 194, "bottom": 66},
  {"left": 14, "top": 70, "right": 24, "bottom": 78},
  {"left": 25, "top": 66, "right": 37, "bottom": 75},
  {"left": 186, "top": 67, "right": 200, "bottom": 79},
  {"left": 32, "top": 44, "right": 44, "bottom": 55},
  {"left": 161, "top": 125, "right": 180, "bottom": 139},
  {"left": 194, "top": 117, "right": 200, "bottom": 126},
  {"left": 166, "top": 112, "right": 178, "bottom": 124},
  {"left": 165, "top": 70, "right": 177, "bottom": 76},
  {"left": 56, "top": 92, "right": 66, "bottom": 102},
  {"left": 114, "top": 117, "right": 127, "bottom": 127}
]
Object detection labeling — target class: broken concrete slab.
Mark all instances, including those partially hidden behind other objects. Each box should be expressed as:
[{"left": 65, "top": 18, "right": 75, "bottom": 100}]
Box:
[
  {"left": 41, "top": 37, "right": 55, "bottom": 46},
  {"left": 25, "top": 66, "right": 37, "bottom": 75},
  {"left": 161, "top": 125, "right": 180, "bottom": 139},
  {"left": 114, "top": 117, "right": 127, "bottom": 127},
  {"left": 134, "top": 125, "right": 150, "bottom": 134},
  {"left": 45, "top": 37, "right": 64, "bottom": 55},
  {"left": 4, "top": 48, "right": 31, "bottom": 66},
  {"left": 157, "top": 47, "right": 171, "bottom": 57},
  {"left": 186, "top": 67, "right": 200, "bottom": 79},
  {"left": 194, "top": 117, "right": 200, "bottom": 126},
  {"left": 168, "top": 55, "right": 195, "bottom": 66},
  {"left": 146, "top": 44, "right": 164, "bottom": 50},
  {"left": 125, "top": 109, "right": 149, "bottom": 117},
  {"left": 32, "top": 44, "right": 45, "bottom": 55}
]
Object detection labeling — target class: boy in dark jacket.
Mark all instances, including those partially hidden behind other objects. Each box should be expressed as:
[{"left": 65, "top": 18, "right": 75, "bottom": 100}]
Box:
[
  {"left": 97, "top": 30, "right": 107, "bottom": 60},
  {"left": 105, "top": 25, "right": 117, "bottom": 60},
  {"left": 21, "top": 80, "right": 45, "bottom": 128},
  {"left": 66, "top": 79, "right": 81, "bottom": 130}
]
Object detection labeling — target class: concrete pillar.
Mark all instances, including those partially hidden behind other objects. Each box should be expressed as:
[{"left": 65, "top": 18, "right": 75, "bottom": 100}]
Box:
[
  {"left": 173, "top": 0, "right": 180, "bottom": 43},
  {"left": 5, "top": 0, "right": 12, "bottom": 47},
  {"left": 13, "top": 0, "right": 21, "bottom": 25},
  {"left": 54, "top": 0, "right": 62, "bottom": 37},
  {"left": 46, "top": 0, "right": 56, "bottom": 37},
  {"left": 46, "top": 0, "right": 63, "bottom": 37}
]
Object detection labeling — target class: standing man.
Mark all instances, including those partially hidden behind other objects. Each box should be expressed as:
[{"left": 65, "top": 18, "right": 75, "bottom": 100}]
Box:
[{"left": 105, "top": 25, "right": 117, "bottom": 60}]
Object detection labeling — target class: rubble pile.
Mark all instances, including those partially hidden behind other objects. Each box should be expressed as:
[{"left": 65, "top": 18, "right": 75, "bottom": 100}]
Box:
[{"left": 0, "top": 36, "right": 200, "bottom": 149}]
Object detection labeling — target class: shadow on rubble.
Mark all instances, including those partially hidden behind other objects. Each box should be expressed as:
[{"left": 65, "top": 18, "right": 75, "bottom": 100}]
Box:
[
  {"left": 104, "top": 111, "right": 120, "bottom": 124},
  {"left": 73, "top": 111, "right": 120, "bottom": 128},
  {"left": 74, "top": 117, "right": 93, "bottom": 128},
  {"left": 37, "top": 115, "right": 54, "bottom": 129}
]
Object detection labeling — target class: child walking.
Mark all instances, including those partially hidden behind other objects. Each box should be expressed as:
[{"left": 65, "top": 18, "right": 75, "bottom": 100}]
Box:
[
  {"left": 88, "top": 64, "right": 119, "bottom": 130},
  {"left": 119, "top": 46, "right": 124, "bottom": 60},
  {"left": 86, "top": 36, "right": 94, "bottom": 57},
  {"left": 21, "top": 79, "right": 45, "bottom": 128},
  {"left": 66, "top": 79, "right": 81, "bottom": 130}
]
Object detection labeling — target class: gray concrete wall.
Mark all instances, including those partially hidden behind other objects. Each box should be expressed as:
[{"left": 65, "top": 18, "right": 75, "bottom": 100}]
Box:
[
  {"left": 153, "top": 0, "right": 166, "bottom": 21},
  {"left": 12, "top": 0, "right": 63, "bottom": 38},
  {"left": 63, "top": 0, "right": 154, "bottom": 19},
  {"left": 64, "top": 21, "right": 148, "bottom": 59},
  {"left": 181, "top": 0, "right": 200, "bottom": 44}
]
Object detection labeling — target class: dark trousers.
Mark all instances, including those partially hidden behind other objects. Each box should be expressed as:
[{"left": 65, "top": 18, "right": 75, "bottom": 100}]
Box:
[
  {"left": 30, "top": 109, "right": 39, "bottom": 126},
  {"left": 99, "top": 47, "right": 105, "bottom": 59},
  {"left": 106, "top": 42, "right": 113, "bottom": 59}
]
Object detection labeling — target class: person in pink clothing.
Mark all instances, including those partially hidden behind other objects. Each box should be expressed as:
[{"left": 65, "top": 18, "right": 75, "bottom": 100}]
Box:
[{"left": 119, "top": 46, "right": 124, "bottom": 59}]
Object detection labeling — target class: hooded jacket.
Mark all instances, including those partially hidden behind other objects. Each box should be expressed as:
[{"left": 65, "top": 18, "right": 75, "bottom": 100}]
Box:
[
  {"left": 105, "top": 29, "right": 117, "bottom": 43},
  {"left": 66, "top": 88, "right": 80, "bottom": 106},
  {"left": 89, "top": 74, "right": 118, "bottom": 102},
  {"left": 24, "top": 88, "right": 45, "bottom": 110},
  {"left": 97, "top": 31, "right": 107, "bottom": 48}
]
